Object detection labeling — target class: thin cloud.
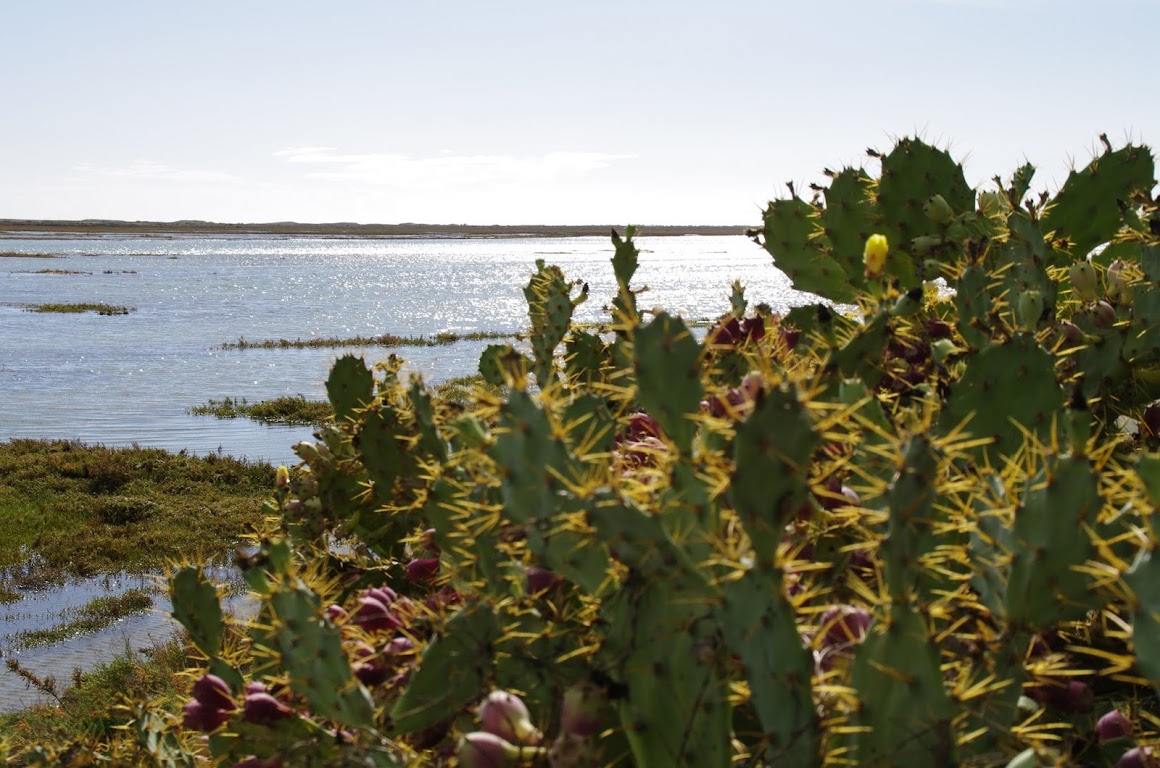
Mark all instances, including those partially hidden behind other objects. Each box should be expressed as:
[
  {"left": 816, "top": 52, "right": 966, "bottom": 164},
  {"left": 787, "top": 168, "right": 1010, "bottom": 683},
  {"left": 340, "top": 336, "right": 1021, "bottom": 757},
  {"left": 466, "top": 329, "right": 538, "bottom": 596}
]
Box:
[
  {"left": 273, "top": 147, "right": 634, "bottom": 189},
  {"left": 74, "top": 161, "right": 244, "bottom": 184}
]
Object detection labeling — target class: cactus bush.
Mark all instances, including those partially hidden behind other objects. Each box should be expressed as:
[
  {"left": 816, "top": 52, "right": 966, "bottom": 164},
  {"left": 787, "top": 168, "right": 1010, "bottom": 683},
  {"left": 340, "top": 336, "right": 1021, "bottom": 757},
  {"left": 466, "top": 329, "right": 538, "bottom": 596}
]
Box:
[{"left": 13, "top": 135, "right": 1160, "bottom": 767}]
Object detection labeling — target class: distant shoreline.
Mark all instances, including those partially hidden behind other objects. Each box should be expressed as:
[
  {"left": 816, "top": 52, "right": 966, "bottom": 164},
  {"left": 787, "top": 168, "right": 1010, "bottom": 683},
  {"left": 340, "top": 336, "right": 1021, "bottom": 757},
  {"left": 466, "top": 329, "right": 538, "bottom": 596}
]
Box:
[{"left": 0, "top": 219, "right": 745, "bottom": 239}]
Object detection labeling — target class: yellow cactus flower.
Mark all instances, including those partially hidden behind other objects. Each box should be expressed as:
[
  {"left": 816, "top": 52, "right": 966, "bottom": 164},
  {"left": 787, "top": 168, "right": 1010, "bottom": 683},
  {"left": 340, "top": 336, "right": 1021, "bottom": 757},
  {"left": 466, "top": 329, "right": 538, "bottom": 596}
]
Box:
[
  {"left": 863, "top": 234, "right": 889, "bottom": 278},
  {"left": 275, "top": 465, "right": 290, "bottom": 488}
]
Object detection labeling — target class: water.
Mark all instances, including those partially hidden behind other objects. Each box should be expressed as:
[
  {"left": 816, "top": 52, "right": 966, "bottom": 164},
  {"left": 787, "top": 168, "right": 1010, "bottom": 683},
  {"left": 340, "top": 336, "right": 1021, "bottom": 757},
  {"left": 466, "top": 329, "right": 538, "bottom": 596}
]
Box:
[{"left": 0, "top": 232, "right": 806, "bottom": 710}]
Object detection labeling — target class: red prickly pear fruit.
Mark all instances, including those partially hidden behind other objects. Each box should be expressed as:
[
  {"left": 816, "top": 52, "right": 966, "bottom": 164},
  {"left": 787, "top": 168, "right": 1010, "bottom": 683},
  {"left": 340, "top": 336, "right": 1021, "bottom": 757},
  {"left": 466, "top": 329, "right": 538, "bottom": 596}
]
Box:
[
  {"left": 457, "top": 731, "right": 520, "bottom": 768},
  {"left": 353, "top": 659, "right": 390, "bottom": 687},
  {"left": 1118, "top": 747, "right": 1155, "bottom": 768},
  {"left": 526, "top": 566, "right": 562, "bottom": 595},
  {"left": 405, "top": 557, "right": 440, "bottom": 583},
  {"left": 1143, "top": 403, "right": 1160, "bottom": 437},
  {"left": 385, "top": 636, "right": 416, "bottom": 656},
  {"left": 625, "top": 412, "right": 663, "bottom": 441},
  {"left": 710, "top": 316, "right": 742, "bottom": 346},
  {"left": 818, "top": 605, "right": 872, "bottom": 648},
  {"left": 191, "top": 674, "right": 236, "bottom": 712},
  {"left": 1094, "top": 300, "right": 1117, "bottom": 328},
  {"left": 352, "top": 595, "right": 402, "bottom": 632},
  {"left": 243, "top": 691, "right": 294, "bottom": 725},
  {"left": 1097, "top": 709, "right": 1133, "bottom": 742},
  {"left": 778, "top": 326, "right": 800, "bottom": 350},
  {"left": 1057, "top": 321, "right": 1084, "bottom": 346},
  {"left": 365, "top": 586, "right": 399, "bottom": 606},
  {"left": 740, "top": 314, "right": 765, "bottom": 341},
  {"left": 244, "top": 680, "right": 268, "bottom": 696},
  {"left": 325, "top": 603, "right": 348, "bottom": 624},
  {"left": 182, "top": 698, "right": 232, "bottom": 732},
  {"left": 560, "top": 680, "right": 604, "bottom": 737},
  {"left": 479, "top": 690, "right": 542, "bottom": 745}
]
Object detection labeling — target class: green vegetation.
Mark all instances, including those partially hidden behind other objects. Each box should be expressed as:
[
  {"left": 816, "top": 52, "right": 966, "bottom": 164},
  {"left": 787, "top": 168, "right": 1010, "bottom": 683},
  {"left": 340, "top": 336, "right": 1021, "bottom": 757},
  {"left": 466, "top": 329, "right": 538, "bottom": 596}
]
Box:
[
  {"left": 0, "top": 440, "right": 273, "bottom": 580},
  {"left": 14, "top": 135, "right": 1160, "bottom": 767},
  {"left": 218, "top": 329, "right": 512, "bottom": 350},
  {"left": 11, "top": 269, "right": 91, "bottom": 275},
  {"left": 0, "top": 252, "right": 58, "bottom": 259},
  {"left": 190, "top": 395, "right": 333, "bottom": 426},
  {"left": 0, "top": 637, "right": 191, "bottom": 757},
  {"left": 17, "top": 303, "right": 132, "bottom": 315},
  {"left": 7, "top": 589, "right": 155, "bottom": 651}
]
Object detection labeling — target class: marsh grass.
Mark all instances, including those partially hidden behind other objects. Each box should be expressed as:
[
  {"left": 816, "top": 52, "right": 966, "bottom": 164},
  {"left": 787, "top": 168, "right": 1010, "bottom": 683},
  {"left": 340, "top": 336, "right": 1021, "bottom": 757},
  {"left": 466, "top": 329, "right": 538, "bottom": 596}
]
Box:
[
  {"left": 190, "top": 394, "right": 333, "bottom": 426},
  {"left": 18, "top": 303, "right": 133, "bottom": 315},
  {"left": 0, "top": 440, "right": 273, "bottom": 581},
  {"left": 432, "top": 374, "right": 504, "bottom": 405},
  {"left": 218, "top": 329, "right": 513, "bottom": 350},
  {"left": 11, "top": 269, "right": 91, "bottom": 275},
  {"left": 7, "top": 588, "right": 155, "bottom": 651},
  {"left": 0, "top": 252, "right": 58, "bottom": 259},
  {"left": 0, "top": 636, "right": 190, "bottom": 754}
]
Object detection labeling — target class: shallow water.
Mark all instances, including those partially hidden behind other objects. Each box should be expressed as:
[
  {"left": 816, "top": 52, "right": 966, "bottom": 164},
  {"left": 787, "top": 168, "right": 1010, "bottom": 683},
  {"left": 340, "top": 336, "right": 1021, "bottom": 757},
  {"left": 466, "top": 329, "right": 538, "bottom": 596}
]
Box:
[{"left": 0, "top": 232, "right": 806, "bottom": 710}]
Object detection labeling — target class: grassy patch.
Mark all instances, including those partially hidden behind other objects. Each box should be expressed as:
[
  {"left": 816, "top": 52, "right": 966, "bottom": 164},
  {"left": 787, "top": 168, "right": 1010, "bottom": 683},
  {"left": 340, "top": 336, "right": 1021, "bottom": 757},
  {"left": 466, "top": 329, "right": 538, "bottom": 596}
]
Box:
[
  {"left": 0, "top": 440, "right": 274, "bottom": 581},
  {"left": 190, "top": 395, "right": 333, "bottom": 426},
  {"left": 218, "top": 329, "right": 512, "bottom": 350},
  {"left": 7, "top": 588, "right": 155, "bottom": 651},
  {"left": 432, "top": 374, "right": 504, "bottom": 405},
  {"left": 0, "top": 252, "right": 58, "bottom": 258},
  {"left": 19, "top": 303, "right": 133, "bottom": 315},
  {"left": 0, "top": 636, "right": 190, "bottom": 755}
]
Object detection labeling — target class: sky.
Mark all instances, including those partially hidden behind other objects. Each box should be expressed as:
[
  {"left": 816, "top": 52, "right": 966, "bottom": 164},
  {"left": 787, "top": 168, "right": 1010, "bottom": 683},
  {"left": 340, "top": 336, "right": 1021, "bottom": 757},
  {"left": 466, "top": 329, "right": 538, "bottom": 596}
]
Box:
[{"left": 1, "top": 0, "right": 1156, "bottom": 226}]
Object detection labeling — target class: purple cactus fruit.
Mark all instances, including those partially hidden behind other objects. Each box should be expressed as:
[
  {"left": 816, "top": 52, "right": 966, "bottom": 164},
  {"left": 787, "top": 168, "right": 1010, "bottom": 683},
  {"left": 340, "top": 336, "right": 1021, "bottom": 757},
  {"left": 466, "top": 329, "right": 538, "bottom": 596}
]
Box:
[
  {"left": 710, "top": 316, "right": 742, "bottom": 346},
  {"left": 1094, "top": 300, "right": 1117, "bottom": 328},
  {"left": 1118, "top": 747, "right": 1155, "bottom": 768},
  {"left": 405, "top": 557, "right": 440, "bottom": 583},
  {"left": 457, "top": 731, "right": 520, "bottom": 768},
  {"left": 1027, "top": 679, "right": 1093, "bottom": 714},
  {"left": 1058, "top": 321, "right": 1085, "bottom": 346},
  {"left": 740, "top": 314, "right": 765, "bottom": 342},
  {"left": 325, "top": 603, "right": 349, "bottom": 624},
  {"left": 818, "top": 605, "right": 872, "bottom": 649},
  {"left": 352, "top": 595, "right": 402, "bottom": 632},
  {"left": 385, "top": 636, "right": 416, "bottom": 656},
  {"left": 365, "top": 586, "right": 398, "bottom": 606},
  {"left": 1143, "top": 403, "right": 1160, "bottom": 438},
  {"left": 923, "top": 318, "right": 952, "bottom": 339},
  {"left": 479, "top": 690, "right": 542, "bottom": 744},
  {"left": 191, "top": 674, "right": 236, "bottom": 712},
  {"left": 625, "top": 412, "right": 663, "bottom": 442},
  {"left": 778, "top": 326, "right": 800, "bottom": 351},
  {"left": 244, "top": 680, "right": 269, "bottom": 696},
  {"left": 353, "top": 658, "right": 390, "bottom": 687},
  {"left": 560, "top": 680, "right": 604, "bottom": 737},
  {"left": 526, "top": 566, "right": 562, "bottom": 595},
  {"left": 419, "top": 527, "right": 440, "bottom": 553},
  {"left": 182, "top": 698, "right": 232, "bottom": 732},
  {"left": 1097, "top": 708, "right": 1133, "bottom": 742},
  {"left": 243, "top": 691, "right": 294, "bottom": 725}
]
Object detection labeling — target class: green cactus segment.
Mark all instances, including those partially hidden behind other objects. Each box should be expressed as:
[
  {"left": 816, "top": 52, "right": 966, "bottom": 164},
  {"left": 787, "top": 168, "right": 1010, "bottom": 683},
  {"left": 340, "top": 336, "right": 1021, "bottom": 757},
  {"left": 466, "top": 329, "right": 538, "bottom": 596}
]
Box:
[
  {"left": 761, "top": 197, "right": 856, "bottom": 304},
  {"left": 357, "top": 406, "right": 415, "bottom": 499},
  {"left": 478, "top": 343, "right": 530, "bottom": 388},
  {"left": 562, "top": 394, "right": 616, "bottom": 460},
  {"left": 968, "top": 474, "right": 1013, "bottom": 618},
  {"left": 954, "top": 265, "right": 993, "bottom": 349},
  {"left": 1041, "top": 143, "right": 1155, "bottom": 259},
  {"left": 821, "top": 167, "right": 876, "bottom": 290},
  {"left": 729, "top": 279, "right": 748, "bottom": 317},
  {"left": 876, "top": 137, "right": 973, "bottom": 284},
  {"left": 1124, "top": 245, "right": 1160, "bottom": 362},
  {"left": 880, "top": 435, "right": 942, "bottom": 601},
  {"left": 391, "top": 602, "right": 501, "bottom": 734},
  {"left": 1126, "top": 543, "right": 1160, "bottom": 685},
  {"left": 831, "top": 312, "right": 891, "bottom": 388},
  {"left": 732, "top": 387, "right": 818, "bottom": 564},
  {"left": 408, "top": 380, "right": 446, "bottom": 462},
  {"left": 525, "top": 259, "right": 580, "bottom": 386},
  {"left": 611, "top": 226, "right": 641, "bottom": 327},
  {"left": 326, "top": 354, "right": 374, "bottom": 423},
  {"left": 169, "top": 566, "right": 224, "bottom": 658},
  {"left": 493, "top": 389, "right": 568, "bottom": 524},
  {"left": 565, "top": 330, "right": 611, "bottom": 388},
  {"left": 633, "top": 312, "right": 703, "bottom": 456},
  {"left": 1006, "top": 454, "right": 1099, "bottom": 627},
  {"left": 269, "top": 582, "right": 375, "bottom": 728},
  {"left": 720, "top": 567, "right": 817, "bottom": 767},
  {"left": 997, "top": 212, "right": 1057, "bottom": 310},
  {"left": 939, "top": 335, "right": 1062, "bottom": 459},
  {"left": 528, "top": 522, "right": 608, "bottom": 595},
  {"left": 601, "top": 579, "right": 730, "bottom": 768},
  {"left": 851, "top": 605, "right": 955, "bottom": 766}
]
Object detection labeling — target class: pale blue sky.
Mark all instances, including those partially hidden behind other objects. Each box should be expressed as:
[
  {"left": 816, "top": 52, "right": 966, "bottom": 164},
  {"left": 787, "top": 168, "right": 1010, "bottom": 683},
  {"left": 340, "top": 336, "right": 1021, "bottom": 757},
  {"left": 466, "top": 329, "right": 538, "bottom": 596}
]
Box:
[{"left": 1, "top": 0, "right": 1155, "bottom": 225}]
